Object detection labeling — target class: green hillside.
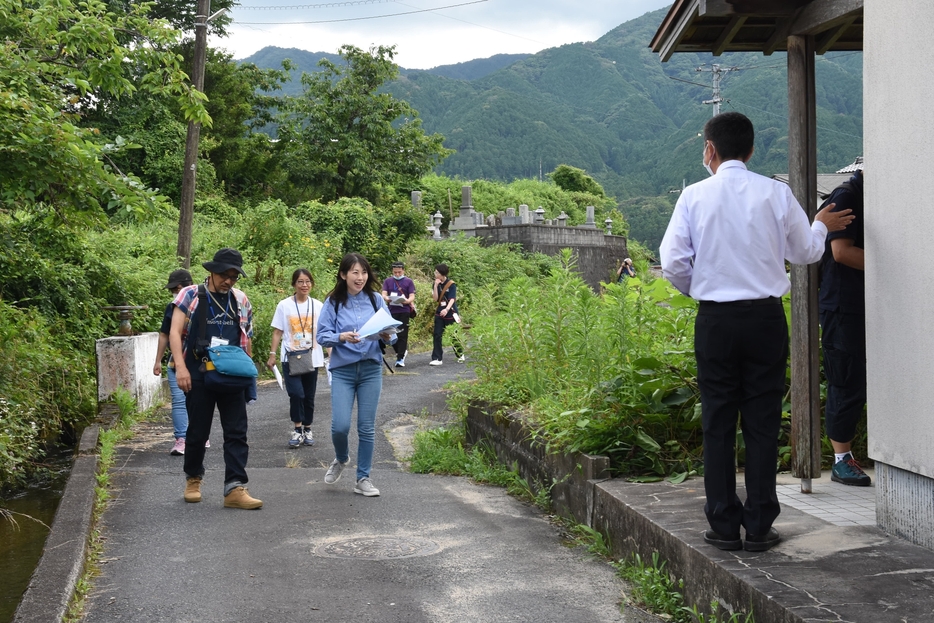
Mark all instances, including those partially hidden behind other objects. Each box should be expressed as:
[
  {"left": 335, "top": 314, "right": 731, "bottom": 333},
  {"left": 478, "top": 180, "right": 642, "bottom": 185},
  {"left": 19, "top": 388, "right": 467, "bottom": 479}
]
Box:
[{"left": 241, "top": 8, "right": 862, "bottom": 250}]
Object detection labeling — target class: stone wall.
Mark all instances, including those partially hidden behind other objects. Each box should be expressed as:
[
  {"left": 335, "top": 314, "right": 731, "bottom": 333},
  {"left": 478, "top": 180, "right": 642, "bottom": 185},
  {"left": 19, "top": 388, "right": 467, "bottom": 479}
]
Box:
[{"left": 475, "top": 225, "right": 630, "bottom": 291}]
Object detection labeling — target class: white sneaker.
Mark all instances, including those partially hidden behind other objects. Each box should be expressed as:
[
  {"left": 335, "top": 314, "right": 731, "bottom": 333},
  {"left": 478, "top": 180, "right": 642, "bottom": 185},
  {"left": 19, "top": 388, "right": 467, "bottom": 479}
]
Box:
[
  {"left": 457, "top": 355, "right": 466, "bottom": 363},
  {"left": 354, "top": 478, "right": 380, "bottom": 497},
  {"left": 429, "top": 360, "right": 442, "bottom": 366},
  {"left": 288, "top": 429, "right": 303, "bottom": 448},
  {"left": 395, "top": 359, "right": 405, "bottom": 368},
  {"left": 324, "top": 459, "right": 347, "bottom": 484},
  {"left": 302, "top": 428, "right": 315, "bottom": 446}
]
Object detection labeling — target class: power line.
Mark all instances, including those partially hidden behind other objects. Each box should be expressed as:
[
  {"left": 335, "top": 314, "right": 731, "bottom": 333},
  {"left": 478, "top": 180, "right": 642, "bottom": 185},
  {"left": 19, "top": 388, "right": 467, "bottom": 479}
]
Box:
[
  {"left": 392, "top": 1, "right": 546, "bottom": 46},
  {"left": 234, "top": 0, "right": 488, "bottom": 25},
  {"left": 725, "top": 100, "right": 863, "bottom": 141},
  {"left": 238, "top": 1, "right": 392, "bottom": 9}
]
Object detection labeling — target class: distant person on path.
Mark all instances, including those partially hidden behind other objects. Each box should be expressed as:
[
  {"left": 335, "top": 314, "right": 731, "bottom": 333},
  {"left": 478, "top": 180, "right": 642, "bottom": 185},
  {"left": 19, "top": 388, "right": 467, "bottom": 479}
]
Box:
[
  {"left": 429, "top": 263, "right": 463, "bottom": 365},
  {"left": 267, "top": 269, "right": 324, "bottom": 449},
  {"left": 153, "top": 269, "right": 193, "bottom": 456},
  {"left": 169, "top": 248, "right": 262, "bottom": 510},
  {"left": 381, "top": 261, "right": 416, "bottom": 368},
  {"left": 818, "top": 164, "right": 871, "bottom": 487},
  {"left": 660, "top": 112, "right": 853, "bottom": 552},
  {"left": 316, "top": 253, "right": 397, "bottom": 497},
  {"left": 616, "top": 257, "right": 636, "bottom": 282}
]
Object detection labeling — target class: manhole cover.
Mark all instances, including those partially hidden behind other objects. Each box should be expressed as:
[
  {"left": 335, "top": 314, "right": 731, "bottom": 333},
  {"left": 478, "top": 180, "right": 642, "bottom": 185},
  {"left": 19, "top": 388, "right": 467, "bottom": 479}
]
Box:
[{"left": 315, "top": 537, "right": 440, "bottom": 560}]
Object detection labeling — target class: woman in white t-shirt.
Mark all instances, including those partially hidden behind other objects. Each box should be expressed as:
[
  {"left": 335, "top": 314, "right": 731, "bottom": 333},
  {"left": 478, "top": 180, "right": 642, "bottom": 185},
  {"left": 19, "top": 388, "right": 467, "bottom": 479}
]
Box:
[{"left": 267, "top": 269, "right": 325, "bottom": 448}]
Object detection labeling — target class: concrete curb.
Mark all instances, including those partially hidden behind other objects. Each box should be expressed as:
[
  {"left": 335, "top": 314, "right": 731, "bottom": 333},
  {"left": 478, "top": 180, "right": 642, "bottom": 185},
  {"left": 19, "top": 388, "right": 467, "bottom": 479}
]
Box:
[
  {"left": 466, "top": 401, "right": 934, "bottom": 622},
  {"left": 12, "top": 434, "right": 99, "bottom": 623}
]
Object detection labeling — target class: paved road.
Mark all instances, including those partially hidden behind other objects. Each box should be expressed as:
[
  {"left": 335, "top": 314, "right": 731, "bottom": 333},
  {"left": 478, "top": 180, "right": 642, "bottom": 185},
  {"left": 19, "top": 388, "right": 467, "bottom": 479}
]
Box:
[{"left": 83, "top": 351, "right": 643, "bottom": 623}]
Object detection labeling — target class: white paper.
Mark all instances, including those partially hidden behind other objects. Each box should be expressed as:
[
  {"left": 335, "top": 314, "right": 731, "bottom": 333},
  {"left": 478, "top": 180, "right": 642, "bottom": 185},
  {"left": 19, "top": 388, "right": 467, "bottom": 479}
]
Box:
[
  {"left": 272, "top": 364, "right": 284, "bottom": 390},
  {"left": 388, "top": 293, "right": 407, "bottom": 305},
  {"left": 356, "top": 307, "right": 403, "bottom": 340}
]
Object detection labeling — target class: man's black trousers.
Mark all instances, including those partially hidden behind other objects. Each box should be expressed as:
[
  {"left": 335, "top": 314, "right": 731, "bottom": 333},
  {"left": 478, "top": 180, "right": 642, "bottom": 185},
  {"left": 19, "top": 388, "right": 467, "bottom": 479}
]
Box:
[{"left": 695, "top": 299, "right": 786, "bottom": 538}]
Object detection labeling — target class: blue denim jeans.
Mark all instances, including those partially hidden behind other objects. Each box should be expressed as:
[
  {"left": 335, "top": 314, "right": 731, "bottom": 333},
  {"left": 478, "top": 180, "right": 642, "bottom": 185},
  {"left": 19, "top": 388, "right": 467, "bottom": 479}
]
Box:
[
  {"left": 329, "top": 360, "right": 382, "bottom": 481},
  {"left": 282, "top": 361, "right": 318, "bottom": 426},
  {"left": 184, "top": 380, "right": 249, "bottom": 487},
  {"left": 167, "top": 366, "right": 188, "bottom": 439}
]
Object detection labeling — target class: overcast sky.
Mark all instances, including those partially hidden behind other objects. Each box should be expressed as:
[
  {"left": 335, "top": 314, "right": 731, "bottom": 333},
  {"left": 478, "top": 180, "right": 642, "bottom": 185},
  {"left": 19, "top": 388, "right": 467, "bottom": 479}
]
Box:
[{"left": 214, "top": 0, "right": 672, "bottom": 69}]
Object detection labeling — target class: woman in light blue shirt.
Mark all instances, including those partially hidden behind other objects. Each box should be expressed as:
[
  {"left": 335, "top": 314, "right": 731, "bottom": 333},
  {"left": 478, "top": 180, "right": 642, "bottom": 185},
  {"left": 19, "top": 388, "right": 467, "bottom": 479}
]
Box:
[{"left": 316, "top": 253, "right": 395, "bottom": 497}]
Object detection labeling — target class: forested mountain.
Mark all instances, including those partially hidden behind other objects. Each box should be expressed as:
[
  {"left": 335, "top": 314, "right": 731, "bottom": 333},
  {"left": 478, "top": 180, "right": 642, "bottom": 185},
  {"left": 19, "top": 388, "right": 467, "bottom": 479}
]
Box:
[{"left": 242, "top": 8, "right": 862, "bottom": 251}]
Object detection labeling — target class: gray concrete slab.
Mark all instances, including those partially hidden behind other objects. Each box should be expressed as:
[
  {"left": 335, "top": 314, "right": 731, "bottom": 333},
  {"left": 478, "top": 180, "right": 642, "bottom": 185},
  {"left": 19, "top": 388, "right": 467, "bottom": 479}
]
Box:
[{"left": 81, "top": 352, "right": 643, "bottom": 623}]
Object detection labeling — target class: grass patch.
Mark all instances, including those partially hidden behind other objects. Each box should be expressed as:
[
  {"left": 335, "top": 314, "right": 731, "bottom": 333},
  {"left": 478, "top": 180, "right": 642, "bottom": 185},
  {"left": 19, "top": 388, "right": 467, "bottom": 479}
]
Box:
[{"left": 409, "top": 425, "right": 552, "bottom": 511}]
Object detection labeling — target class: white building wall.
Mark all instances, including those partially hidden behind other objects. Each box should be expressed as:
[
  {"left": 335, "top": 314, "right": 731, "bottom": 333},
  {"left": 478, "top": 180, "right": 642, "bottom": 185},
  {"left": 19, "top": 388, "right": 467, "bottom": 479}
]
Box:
[{"left": 865, "top": 0, "right": 934, "bottom": 543}]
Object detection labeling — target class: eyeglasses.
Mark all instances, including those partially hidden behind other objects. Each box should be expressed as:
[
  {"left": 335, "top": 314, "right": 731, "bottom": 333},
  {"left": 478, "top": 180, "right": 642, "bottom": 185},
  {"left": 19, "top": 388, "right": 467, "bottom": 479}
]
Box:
[
  {"left": 218, "top": 272, "right": 240, "bottom": 283},
  {"left": 295, "top": 280, "right": 313, "bottom": 286}
]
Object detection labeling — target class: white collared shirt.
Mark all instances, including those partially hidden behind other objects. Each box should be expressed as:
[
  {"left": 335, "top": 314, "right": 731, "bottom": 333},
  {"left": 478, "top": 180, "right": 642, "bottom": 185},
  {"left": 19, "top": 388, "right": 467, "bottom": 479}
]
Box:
[{"left": 660, "top": 160, "right": 828, "bottom": 302}]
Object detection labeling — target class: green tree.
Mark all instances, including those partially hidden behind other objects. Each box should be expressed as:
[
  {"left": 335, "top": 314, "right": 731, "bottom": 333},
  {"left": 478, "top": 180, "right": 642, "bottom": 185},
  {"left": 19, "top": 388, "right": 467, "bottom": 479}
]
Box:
[
  {"left": 0, "top": 0, "right": 208, "bottom": 220},
  {"left": 549, "top": 164, "right": 607, "bottom": 196},
  {"left": 278, "top": 45, "right": 452, "bottom": 204}
]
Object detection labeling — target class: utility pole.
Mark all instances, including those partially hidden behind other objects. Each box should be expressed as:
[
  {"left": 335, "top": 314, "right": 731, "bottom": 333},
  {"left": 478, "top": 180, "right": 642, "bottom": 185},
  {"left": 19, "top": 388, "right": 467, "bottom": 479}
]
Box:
[
  {"left": 176, "top": 0, "right": 213, "bottom": 269},
  {"left": 696, "top": 64, "right": 740, "bottom": 117}
]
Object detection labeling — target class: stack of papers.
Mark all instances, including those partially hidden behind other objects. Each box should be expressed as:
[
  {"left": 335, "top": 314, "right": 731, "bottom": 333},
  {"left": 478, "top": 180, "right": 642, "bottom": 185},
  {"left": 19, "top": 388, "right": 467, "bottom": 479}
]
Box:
[{"left": 357, "top": 308, "right": 403, "bottom": 340}]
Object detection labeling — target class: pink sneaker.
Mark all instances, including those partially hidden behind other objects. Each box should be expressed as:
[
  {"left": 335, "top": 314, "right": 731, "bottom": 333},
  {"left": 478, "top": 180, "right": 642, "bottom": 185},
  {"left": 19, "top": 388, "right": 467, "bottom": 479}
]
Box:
[
  {"left": 171, "top": 437, "right": 186, "bottom": 456},
  {"left": 205, "top": 439, "right": 211, "bottom": 449}
]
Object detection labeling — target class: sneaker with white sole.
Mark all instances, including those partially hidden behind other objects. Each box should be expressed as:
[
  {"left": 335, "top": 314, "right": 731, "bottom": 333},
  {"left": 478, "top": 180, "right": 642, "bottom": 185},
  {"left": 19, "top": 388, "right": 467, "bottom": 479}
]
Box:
[
  {"left": 428, "top": 360, "right": 442, "bottom": 366},
  {"left": 289, "top": 429, "right": 303, "bottom": 448},
  {"left": 324, "top": 459, "right": 347, "bottom": 484},
  {"left": 302, "top": 428, "right": 315, "bottom": 446},
  {"left": 395, "top": 359, "right": 405, "bottom": 367},
  {"left": 205, "top": 439, "right": 210, "bottom": 449},
  {"left": 171, "top": 437, "right": 186, "bottom": 456},
  {"left": 354, "top": 478, "right": 380, "bottom": 497},
  {"left": 457, "top": 355, "right": 466, "bottom": 363}
]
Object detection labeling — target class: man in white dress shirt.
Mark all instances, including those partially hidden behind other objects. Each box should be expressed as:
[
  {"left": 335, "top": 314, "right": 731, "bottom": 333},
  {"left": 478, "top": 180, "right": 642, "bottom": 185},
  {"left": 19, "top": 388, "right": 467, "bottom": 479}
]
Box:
[{"left": 660, "top": 112, "right": 853, "bottom": 552}]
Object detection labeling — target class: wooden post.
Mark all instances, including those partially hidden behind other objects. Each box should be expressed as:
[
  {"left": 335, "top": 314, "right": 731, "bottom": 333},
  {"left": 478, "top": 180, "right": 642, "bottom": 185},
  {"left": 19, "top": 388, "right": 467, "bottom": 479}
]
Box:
[
  {"left": 176, "top": 0, "right": 212, "bottom": 269},
  {"left": 787, "top": 35, "right": 822, "bottom": 489}
]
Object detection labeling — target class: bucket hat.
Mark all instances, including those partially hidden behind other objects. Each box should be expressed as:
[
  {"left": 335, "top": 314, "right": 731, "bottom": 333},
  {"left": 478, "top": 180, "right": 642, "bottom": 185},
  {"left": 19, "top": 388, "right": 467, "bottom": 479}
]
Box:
[{"left": 202, "top": 248, "right": 247, "bottom": 277}]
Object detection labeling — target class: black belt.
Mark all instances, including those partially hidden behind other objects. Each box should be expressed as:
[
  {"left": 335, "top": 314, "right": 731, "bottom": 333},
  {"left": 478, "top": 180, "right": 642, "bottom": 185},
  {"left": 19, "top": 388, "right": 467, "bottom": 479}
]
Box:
[{"left": 699, "top": 296, "right": 781, "bottom": 307}]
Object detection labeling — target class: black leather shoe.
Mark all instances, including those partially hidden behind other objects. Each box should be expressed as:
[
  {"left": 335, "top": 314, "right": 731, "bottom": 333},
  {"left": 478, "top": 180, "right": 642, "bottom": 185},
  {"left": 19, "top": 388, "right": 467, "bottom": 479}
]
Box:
[
  {"left": 703, "top": 529, "right": 742, "bottom": 550},
  {"left": 744, "top": 528, "right": 781, "bottom": 552}
]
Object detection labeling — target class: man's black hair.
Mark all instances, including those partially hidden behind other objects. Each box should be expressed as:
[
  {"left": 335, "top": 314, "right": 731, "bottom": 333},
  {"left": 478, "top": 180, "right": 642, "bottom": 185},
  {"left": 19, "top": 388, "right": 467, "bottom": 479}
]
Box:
[{"left": 704, "top": 112, "right": 754, "bottom": 162}]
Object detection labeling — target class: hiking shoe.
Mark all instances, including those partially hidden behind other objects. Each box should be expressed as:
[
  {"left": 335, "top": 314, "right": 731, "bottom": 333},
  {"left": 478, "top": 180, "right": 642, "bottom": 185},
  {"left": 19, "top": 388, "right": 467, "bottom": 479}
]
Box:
[
  {"left": 224, "top": 486, "right": 262, "bottom": 510},
  {"left": 171, "top": 437, "right": 186, "bottom": 456},
  {"left": 302, "top": 428, "right": 315, "bottom": 446},
  {"left": 289, "top": 429, "right": 303, "bottom": 448},
  {"left": 703, "top": 529, "right": 741, "bottom": 551},
  {"left": 354, "top": 478, "right": 380, "bottom": 497},
  {"left": 428, "top": 360, "right": 442, "bottom": 366},
  {"left": 457, "top": 355, "right": 466, "bottom": 363},
  {"left": 184, "top": 476, "right": 202, "bottom": 503},
  {"left": 744, "top": 528, "right": 781, "bottom": 552},
  {"left": 324, "top": 459, "right": 347, "bottom": 484},
  {"left": 831, "top": 455, "right": 872, "bottom": 486}
]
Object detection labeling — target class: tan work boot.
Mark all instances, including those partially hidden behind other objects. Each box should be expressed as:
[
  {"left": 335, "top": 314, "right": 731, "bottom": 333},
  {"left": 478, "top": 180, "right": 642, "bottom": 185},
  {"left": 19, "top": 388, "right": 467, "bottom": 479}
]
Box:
[
  {"left": 223, "top": 486, "right": 262, "bottom": 510},
  {"left": 184, "top": 476, "right": 202, "bottom": 503}
]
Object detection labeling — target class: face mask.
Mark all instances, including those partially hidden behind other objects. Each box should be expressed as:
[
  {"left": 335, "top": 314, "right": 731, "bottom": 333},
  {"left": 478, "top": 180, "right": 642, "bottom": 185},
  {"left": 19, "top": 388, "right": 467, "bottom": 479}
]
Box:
[
  {"left": 702, "top": 142, "right": 714, "bottom": 176},
  {"left": 393, "top": 275, "right": 404, "bottom": 280}
]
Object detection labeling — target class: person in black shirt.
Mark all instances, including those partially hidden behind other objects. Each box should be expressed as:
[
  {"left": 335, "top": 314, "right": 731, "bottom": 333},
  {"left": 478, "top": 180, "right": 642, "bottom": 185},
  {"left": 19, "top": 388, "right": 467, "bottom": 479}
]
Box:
[{"left": 818, "top": 166, "right": 870, "bottom": 486}]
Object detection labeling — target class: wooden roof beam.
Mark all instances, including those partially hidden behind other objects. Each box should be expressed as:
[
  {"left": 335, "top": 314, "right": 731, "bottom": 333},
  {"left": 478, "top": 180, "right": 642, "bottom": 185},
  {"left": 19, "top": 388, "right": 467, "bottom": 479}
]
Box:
[
  {"left": 763, "top": 15, "right": 795, "bottom": 55},
  {"left": 790, "top": 0, "right": 863, "bottom": 35},
  {"left": 815, "top": 16, "right": 857, "bottom": 54},
  {"left": 712, "top": 15, "right": 748, "bottom": 56},
  {"left": 658, "top": 2, "right": 701, "bottom": 61}
]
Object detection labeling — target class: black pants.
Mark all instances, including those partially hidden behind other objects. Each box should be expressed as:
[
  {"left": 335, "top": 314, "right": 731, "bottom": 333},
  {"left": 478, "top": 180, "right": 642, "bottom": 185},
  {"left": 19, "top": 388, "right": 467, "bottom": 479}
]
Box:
[
  {"left": 391, "top": 311, "right": 411, "bottom": 360},
  {"left": 819, "top": 310, "right": 866, "bottom": 443},
  {"left": 184, "top": 380, "right": 249, "bottom": 487},
  {"left": 282, "top": 361, "right": 318, "bottom": 427},
  {"left": 695, "top": 299, "right": 786, "bottom": 537},
  {"left": 432, "top": 315, "right": 462, "bottom": 361}
]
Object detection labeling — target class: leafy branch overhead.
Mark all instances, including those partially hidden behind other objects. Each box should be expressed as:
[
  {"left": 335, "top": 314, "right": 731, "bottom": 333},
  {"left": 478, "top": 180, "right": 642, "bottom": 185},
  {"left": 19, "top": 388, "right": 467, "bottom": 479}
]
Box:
[
  {"left": 0, "top": 0, "right": 209, "bottom": 219},
  {"left": 277, "top": 44, "right": 453, "bottom": 204}
]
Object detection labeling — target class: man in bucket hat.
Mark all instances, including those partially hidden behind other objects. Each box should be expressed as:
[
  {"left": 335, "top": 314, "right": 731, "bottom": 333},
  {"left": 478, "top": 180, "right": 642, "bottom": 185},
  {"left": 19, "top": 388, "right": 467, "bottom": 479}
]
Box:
[{"left": 169, "top": 248, "right": 262, "bottom": 509}]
